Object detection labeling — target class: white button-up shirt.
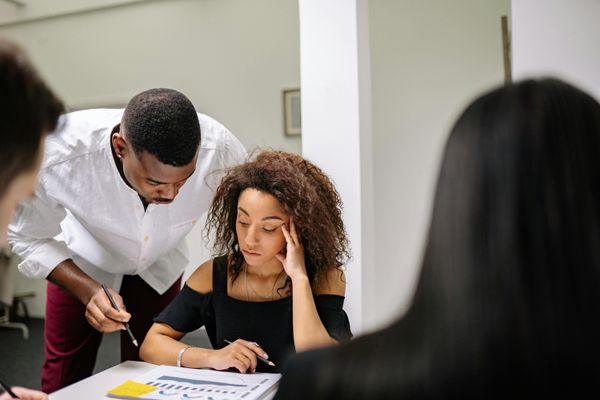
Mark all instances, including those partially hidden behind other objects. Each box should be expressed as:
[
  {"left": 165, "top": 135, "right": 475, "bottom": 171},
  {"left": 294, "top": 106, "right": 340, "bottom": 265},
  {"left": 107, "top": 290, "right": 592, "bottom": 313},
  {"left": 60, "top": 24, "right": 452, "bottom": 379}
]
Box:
[{"left": 8, "top": 109, "right": 246, "bottom": 294}]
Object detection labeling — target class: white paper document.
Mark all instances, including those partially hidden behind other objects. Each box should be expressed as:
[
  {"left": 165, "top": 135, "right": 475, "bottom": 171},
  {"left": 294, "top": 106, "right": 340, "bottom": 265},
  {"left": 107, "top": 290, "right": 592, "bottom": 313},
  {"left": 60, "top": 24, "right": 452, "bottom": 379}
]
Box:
[{"left": 105, "top": 365, "right": 281, "bottom": 400}]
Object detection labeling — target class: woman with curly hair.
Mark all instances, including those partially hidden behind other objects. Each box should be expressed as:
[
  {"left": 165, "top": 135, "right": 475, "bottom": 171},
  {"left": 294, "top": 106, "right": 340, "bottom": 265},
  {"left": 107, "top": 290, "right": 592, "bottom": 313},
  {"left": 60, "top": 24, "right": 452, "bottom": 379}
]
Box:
[{"left": 140, "top": 150, "right": 352, "bottom": 373}]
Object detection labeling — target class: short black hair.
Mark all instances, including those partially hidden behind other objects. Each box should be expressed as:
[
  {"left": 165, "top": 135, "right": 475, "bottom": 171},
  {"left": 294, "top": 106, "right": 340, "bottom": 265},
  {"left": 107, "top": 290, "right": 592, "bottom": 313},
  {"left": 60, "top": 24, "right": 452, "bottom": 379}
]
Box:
[
  {"left": 122, "top": 88, "right": 201, "bottom": 166},
  {"left": 0, "top": 39, "right": 64, "bottom": 198}
]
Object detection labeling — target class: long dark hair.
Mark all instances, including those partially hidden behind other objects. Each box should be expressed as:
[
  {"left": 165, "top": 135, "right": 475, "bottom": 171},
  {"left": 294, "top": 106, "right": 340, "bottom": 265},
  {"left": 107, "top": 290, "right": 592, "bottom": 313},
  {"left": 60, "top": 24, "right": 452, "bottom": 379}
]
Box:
[{"left": 291, "top": 78, "right": 600, "bottom": 398}]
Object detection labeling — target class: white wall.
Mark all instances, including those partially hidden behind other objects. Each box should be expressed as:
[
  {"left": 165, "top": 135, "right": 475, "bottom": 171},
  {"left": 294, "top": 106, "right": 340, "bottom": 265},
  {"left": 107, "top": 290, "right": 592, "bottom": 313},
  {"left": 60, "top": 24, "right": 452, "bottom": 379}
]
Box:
[
  {"left": 0, "top": 0, "right": 147, "bottom": 25},
  {"left": 0, "top": 0, "right": 300, "bottom": 152},
  {"left": 299, "top": 0, "right": 374, "bottom": 334},
  {"left": 1, "top": 0, "right": 300, "bottom": 317},
  {"left": 368, "top": 0, "right": 510, "bottom": 329},
  {"left": 511, "top": 0, "right": 600, "bottom": 101}
]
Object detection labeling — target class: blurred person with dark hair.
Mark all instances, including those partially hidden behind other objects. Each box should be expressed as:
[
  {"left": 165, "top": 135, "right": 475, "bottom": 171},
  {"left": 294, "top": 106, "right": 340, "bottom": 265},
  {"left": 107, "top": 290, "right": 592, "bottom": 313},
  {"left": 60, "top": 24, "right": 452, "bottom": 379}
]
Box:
[
  {"left": 8, "top": 87, "right": 246, "bottom": 392},
  {"left": 275, "top": 78, "right": 600, "bottom": 398},
  {"left": 0, "top": 38, "right": 64, "bottom": 400},
  {"left": 140, "top": 150, "right": 352, "bottom": 373}
]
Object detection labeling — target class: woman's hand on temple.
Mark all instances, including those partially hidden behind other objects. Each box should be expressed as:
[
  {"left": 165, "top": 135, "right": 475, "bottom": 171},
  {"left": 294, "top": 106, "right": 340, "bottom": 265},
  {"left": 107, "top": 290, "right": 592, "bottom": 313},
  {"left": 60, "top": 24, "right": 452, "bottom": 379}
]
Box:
[{"left": 276, "top": 217, "right": 308, "bottom": 282}]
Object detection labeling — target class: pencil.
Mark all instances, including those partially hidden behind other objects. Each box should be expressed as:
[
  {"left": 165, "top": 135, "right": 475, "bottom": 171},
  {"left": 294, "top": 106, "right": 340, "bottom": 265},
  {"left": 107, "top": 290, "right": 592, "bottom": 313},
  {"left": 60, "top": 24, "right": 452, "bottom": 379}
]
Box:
[
  {"left": 101, "top": 284, "right": 138, "bottom": 347},
  {"left": 224, "top": 339, "right": 276, "bottom": 367},
  {"left": 0, "top": 379, "right": 19, "bottom": 399}
]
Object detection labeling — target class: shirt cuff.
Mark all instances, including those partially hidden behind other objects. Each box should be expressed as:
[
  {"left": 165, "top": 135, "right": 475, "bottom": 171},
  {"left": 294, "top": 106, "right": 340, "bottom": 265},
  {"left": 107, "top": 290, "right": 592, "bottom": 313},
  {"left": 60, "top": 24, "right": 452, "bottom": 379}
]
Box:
[{"left": 17, "top": 240, "right": 71, "bottom": 279}]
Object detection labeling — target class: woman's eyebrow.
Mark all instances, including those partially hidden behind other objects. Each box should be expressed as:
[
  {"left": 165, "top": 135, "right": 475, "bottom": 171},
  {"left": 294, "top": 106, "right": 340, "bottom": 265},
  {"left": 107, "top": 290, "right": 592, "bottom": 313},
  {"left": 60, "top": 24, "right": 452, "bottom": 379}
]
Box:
[
  {"left": 262, "top": 216, "right": 284, "bottom": 221},
  {"left": 237, "top": 207, "right": 284, "bottom": 221}
]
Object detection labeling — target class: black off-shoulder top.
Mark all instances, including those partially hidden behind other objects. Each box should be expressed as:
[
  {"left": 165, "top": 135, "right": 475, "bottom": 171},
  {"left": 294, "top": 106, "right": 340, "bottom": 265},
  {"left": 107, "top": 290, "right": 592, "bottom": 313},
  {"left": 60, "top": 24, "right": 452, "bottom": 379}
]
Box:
[{"left": 154, "top": 255, "right": 352, "bottom": 372}]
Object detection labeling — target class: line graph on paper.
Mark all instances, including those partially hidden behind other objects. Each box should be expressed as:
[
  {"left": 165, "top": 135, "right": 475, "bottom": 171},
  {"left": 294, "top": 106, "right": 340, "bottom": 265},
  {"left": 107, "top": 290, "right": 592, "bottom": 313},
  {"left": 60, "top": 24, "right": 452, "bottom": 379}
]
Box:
[{"left": 121, "top": 365, "right": 281, "bottom": 400}]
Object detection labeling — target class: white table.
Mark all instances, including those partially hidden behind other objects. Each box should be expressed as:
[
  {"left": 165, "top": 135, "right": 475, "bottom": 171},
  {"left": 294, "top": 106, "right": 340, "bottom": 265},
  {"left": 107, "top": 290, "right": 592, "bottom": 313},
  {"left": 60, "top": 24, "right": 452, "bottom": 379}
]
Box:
[{"left": 49, "top": 361, "right": 277, "bottom": 400}]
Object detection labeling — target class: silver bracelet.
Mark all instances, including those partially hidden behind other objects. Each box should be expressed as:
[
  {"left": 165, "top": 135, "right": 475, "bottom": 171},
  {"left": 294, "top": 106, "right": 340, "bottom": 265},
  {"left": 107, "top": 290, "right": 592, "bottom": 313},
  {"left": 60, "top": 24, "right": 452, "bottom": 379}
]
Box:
[{"left": 177, "top": 346, "right": 192, "bottom": 368}]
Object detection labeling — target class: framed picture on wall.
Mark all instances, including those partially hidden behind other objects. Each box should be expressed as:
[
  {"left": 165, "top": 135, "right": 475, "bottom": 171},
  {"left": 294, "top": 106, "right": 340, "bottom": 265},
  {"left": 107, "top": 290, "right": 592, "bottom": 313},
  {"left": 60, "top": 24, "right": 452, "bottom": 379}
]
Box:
[{"left": 283, "top": 88, "right": 301, "bottom": 136}]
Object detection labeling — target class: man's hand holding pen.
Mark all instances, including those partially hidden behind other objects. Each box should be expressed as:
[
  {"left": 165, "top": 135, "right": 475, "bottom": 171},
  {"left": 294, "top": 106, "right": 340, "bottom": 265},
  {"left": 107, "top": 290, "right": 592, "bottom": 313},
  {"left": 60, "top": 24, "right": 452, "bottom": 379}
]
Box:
[
  {"left": 85, "top": 285, "right": 131, "bottom": 333},
  {"left": 46, "top": 259, "right": 132, "bottom": 334}
]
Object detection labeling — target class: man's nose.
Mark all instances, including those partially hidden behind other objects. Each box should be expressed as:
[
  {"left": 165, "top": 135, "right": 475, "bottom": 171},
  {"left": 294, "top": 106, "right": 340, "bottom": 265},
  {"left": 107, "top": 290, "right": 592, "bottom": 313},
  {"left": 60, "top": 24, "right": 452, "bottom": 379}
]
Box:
[{"left": 160, "top": 184, "right": 178, "bottom": 200}]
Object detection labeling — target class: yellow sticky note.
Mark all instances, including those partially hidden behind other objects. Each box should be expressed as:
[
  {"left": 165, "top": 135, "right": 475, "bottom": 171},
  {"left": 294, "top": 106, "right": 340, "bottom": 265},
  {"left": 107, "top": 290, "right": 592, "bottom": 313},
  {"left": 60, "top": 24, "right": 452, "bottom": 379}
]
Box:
[{"left": 107, "top": 380, "right": 158, "bottom": 397}]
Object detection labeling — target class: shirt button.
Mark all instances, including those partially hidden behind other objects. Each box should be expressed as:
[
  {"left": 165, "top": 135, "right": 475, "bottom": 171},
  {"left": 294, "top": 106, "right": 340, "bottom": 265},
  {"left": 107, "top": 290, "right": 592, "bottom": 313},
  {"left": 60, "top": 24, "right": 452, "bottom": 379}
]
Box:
[
  {"left": 141, "top": 257, "right": 147, "bottom": 262},
  {"left": 144, "top": 235, "right": 149, "bottom": 241}
]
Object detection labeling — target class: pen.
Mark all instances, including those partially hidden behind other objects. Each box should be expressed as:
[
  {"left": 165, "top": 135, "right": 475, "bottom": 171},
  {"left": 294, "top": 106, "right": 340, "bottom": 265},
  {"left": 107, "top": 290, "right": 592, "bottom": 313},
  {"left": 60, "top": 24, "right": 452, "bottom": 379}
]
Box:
[
  {"left": 224, "top": 339, "right": 276, "bottom": 367},
  {"left": 101, "top": 284, "right": 138, "bottom": 347},
  {"left": 0, "top": 379, "right": 19, "bottom": 399}
]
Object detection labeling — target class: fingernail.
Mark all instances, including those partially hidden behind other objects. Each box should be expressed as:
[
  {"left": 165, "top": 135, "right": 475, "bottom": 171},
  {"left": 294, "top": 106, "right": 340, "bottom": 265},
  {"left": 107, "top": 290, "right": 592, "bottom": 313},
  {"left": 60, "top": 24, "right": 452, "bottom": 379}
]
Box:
[
  {"left": 263, "top": 353, "right": 269, "bottom": 358},
  {"left": 121, "top": 326, "right": 126, "bottom": 330}
]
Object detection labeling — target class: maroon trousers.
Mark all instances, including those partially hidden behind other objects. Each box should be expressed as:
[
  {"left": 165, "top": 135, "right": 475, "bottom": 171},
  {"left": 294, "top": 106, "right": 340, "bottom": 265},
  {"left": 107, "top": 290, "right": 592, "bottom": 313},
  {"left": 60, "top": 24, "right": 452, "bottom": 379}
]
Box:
[{"left": 42, "top": 274, "right": 181, "bottom": 393}]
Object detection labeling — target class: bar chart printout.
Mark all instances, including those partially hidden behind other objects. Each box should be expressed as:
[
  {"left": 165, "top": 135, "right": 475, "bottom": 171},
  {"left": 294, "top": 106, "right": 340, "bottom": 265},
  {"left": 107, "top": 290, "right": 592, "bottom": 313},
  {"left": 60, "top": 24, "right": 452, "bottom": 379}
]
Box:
[{"left": 105, "top": 365, "right": 281, "bottom": 400}]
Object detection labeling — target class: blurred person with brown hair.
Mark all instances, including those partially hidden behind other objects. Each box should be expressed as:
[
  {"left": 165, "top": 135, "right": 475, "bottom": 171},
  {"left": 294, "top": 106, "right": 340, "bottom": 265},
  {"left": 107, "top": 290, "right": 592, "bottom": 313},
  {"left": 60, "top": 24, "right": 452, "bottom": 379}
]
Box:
[{"left": 0, "top": 38, "right": 64, "bottom": 400}]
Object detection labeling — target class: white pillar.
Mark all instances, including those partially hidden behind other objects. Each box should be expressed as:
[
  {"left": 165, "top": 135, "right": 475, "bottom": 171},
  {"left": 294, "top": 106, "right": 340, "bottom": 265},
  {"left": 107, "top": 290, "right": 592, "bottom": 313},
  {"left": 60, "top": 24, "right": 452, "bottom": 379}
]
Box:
[
  {"left": 299, "top": 0, "right": 374, "bottom": 334},
  {"left": 512, "top": 0, "right": 600, "bottom": 100}
]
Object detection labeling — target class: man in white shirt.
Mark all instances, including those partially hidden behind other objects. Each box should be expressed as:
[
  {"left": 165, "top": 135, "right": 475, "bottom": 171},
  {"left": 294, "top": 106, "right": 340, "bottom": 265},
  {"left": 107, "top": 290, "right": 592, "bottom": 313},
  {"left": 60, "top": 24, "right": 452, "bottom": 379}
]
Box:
[{"left": 8, "top": 88, "right": 246, "bottom": 393}]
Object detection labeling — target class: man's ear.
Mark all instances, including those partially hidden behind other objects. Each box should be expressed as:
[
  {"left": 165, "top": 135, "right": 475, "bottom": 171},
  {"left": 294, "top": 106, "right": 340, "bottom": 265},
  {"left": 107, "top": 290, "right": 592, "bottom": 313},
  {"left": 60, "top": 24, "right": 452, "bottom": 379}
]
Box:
[{"left": 111, "top": 132, "right": 129, "bottom": 159}]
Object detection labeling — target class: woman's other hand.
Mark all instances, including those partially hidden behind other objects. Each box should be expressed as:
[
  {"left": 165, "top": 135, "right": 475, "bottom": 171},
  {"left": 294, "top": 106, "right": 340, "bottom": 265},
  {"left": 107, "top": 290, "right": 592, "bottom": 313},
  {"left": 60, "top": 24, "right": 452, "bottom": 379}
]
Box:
[{"left": 208, "top": 339, "right": 269, "bottom": 373}]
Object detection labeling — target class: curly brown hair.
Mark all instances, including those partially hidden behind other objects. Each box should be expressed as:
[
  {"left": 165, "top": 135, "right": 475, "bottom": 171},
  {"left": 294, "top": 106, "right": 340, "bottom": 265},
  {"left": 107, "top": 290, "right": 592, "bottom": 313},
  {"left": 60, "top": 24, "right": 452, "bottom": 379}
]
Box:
[{"left": 206, "top": 150, "right": 350, "bottom": 286}]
